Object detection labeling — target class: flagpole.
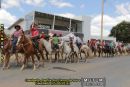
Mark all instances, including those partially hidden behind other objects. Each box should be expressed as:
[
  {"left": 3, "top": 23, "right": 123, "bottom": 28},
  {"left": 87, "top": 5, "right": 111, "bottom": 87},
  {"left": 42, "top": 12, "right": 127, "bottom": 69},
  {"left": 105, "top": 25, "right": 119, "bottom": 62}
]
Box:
[{"left": 101, "top": 0, "right": 104, "bottom": 42}]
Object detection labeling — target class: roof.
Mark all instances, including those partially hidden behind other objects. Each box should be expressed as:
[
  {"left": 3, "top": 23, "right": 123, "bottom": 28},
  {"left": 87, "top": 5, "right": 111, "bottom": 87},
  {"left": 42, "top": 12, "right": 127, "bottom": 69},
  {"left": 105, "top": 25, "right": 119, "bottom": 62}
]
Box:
[
  {"left": 34, "top": 11, "right": 82, "bottom": 22},
  {"left": 8, "top": 18, "right": 24, "bottom": 30},
  {"left": 7, "top": 11, "right": 85, "bottom": 30}
]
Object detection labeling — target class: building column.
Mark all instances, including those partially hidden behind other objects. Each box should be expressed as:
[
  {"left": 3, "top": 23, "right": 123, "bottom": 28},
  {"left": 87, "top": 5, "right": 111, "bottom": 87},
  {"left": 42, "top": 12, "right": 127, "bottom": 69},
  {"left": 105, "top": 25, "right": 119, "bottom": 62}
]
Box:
[
  {"left": 69, "top": 19, "right": 72, "bottom": 32},
  {"left": 52, "top": 15, "right": 55, "bottom": 30}
]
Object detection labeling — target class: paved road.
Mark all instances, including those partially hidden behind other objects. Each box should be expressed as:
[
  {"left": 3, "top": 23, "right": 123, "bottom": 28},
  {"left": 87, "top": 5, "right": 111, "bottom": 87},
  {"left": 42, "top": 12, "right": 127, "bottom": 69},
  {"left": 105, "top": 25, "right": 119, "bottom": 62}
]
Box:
[{"left": 0, "top": 55, "right": 130, "bottom": 87}]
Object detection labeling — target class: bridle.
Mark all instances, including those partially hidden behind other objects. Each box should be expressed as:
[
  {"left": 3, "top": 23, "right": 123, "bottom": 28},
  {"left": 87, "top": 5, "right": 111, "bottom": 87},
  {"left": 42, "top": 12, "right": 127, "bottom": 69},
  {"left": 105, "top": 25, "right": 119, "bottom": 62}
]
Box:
[{"left": 17, "top": 36, "right": 31, "bottom": 54}]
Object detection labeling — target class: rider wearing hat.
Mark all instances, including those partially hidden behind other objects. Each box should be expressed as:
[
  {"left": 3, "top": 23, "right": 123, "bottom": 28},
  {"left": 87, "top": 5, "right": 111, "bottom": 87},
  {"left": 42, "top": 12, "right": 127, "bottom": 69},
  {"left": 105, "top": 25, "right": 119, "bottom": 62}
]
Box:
[
  {"left": 40, "top": 31, "right": 45, "bottom": 39},
  {"left": 30, "top": 23, "right": 40, "bottom": 49},
  {"left": 11, "top": 25, "right": 23, "bottom": 53}
]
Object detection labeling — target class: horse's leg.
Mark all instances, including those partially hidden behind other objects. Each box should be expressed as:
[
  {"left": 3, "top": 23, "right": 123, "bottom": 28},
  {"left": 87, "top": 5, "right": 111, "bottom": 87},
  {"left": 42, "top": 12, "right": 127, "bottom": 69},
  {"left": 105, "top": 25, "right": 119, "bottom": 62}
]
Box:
[
  {"left": 46, "top": 51, "right": 49, "bottom": 60},
  {"left": 15, "top": 53, "right": 19, "bottom": 66},
  {"left": 49, "top": 53, "right": 52, "bottom": 63},
  {"left": 61, "top": 50, "right": 64, "bottom": 62},
  {"left": 57, "top": 51, "right": 60, "bottom": 62},
  {"left": 79, "top": 51, "right": 82, "bottom": 61},
  {"left": 39, "top": 50, "right": 44, "bottom": 67},
  {"left": 2, "top": 53, "right": 10, "bottom": 70},
  {"left": 34, "top": 52, "right": 40, "bottom": 68},
  {"left": 31, "top": 55, "right": 36, "bottom": 71},
  {"left": 74, "top": 52, "right": 79, "bottom": 63},
  {"left": 54, "top": 51, "right": 57, "bottom": 62},
  {"left": 98, "top": 50, "right": 100, "bottom": 57},
  {"left": 65, "top": 53, "right": 70, "bottom": 63},
  {"left": 84, "top": 51, "right": 89, "bottom": 62},
  {"left": 71, "top": 52, "right": 74, "bottom": 63},
  {"left": 20, "top": 56, "right": 26, "bottom": 71}
]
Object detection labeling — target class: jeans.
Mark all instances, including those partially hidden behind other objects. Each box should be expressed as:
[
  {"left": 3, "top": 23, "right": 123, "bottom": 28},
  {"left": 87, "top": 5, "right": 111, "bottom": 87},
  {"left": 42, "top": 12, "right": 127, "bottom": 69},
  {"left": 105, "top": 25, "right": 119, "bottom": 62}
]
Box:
[{"left": 12, "top": 37, "right": 18, "bottom": 53}]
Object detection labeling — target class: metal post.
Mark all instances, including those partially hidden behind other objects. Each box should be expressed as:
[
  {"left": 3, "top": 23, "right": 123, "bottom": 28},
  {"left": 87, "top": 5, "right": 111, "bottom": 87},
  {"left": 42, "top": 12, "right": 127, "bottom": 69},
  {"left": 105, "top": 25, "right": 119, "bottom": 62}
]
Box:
[
  {"left": 69, "top": 18, "right": 72, "bottom": 32},
  {"left": 52, "top": 15, "right": 55, "bottom": 30},
  {"left": 101, "top": 0, "right": 104, "bottom": 42},
  {"left": 0, "top": 0, "right": 1, "bottom": 8}
]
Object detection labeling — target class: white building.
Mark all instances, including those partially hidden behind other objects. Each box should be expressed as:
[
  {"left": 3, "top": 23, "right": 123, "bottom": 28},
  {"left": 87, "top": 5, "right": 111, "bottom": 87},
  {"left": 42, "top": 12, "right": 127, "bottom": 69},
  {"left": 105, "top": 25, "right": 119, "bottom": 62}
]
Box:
[
  {"left": 8, "top": 11, "right": 91, "bottom": 41},
  {"left": 7, "top": 11, "right": 116, "bottom": 42}
]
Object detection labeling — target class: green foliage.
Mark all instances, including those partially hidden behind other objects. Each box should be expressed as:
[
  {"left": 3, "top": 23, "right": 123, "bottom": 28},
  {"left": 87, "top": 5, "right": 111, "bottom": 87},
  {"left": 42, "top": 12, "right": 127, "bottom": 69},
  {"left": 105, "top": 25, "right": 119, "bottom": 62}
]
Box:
[{"left": 109, "top": 21, "right": 130, "bottom": 43}]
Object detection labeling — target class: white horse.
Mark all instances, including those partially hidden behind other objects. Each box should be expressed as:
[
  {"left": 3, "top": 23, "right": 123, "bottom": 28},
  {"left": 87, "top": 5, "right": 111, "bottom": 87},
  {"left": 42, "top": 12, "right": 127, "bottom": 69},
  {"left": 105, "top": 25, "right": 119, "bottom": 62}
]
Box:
[
  {"left": 79, "top": 44, "right": 93, "bottom": 62},
  {"left": 40, "top": 38, "right": 61, "bottom": 63},
  {"left": 40, "top": 39, "right": 53, "bottom": 63},
  {"left": 60, "top": 41, "right": 80, "bottom": 63}
]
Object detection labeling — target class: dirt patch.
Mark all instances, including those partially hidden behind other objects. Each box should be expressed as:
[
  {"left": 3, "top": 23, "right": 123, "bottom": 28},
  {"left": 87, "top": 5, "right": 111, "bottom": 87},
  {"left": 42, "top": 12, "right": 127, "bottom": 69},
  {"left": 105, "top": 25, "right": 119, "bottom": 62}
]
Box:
[{"left": 52, "top": 67, "right": 76, "bottom": 72}]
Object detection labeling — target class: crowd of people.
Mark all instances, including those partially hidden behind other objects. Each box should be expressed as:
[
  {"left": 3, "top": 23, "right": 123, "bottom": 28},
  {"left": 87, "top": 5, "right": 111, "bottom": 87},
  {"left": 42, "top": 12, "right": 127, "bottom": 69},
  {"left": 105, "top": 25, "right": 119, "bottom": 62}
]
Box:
[
  {"left": 10, "top": 22, "right": 127, "bottom": 56},
  {"left": 1, "top": 22, "right": 129, "bottom": 70},
  {"left": 10, "top": 23, "right": 84, "bottom": 54},
  {"left": 87, "top": 39, "right": 124, "bottom": 50}
]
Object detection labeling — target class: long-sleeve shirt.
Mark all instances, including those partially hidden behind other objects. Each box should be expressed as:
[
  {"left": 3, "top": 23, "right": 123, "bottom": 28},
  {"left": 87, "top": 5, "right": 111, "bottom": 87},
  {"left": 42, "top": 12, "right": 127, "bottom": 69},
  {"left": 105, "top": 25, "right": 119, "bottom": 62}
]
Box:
[
  {"left": 13, "top": 29, "right": 23, "bottom": 38},
  {"left": 30, "top": 27, "right": 39, "bottom": 37}
]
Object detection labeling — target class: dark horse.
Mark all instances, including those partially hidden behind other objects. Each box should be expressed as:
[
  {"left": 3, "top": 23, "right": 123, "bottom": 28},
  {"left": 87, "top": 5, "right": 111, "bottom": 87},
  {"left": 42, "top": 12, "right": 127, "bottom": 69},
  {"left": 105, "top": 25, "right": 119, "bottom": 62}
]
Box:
[
  {"left": 102, "top": 45, "right": 115, "bottom": 57},
  {"left": 16, "top": 31, "right": 44, "bottom": 70}
]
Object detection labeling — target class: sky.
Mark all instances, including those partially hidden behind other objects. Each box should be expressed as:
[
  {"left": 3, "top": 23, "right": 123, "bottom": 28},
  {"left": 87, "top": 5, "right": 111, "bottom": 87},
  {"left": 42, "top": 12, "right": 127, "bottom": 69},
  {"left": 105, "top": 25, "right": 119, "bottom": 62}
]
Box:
[{"left": 0, "top": 0, "right": 130, "bottom": 36}]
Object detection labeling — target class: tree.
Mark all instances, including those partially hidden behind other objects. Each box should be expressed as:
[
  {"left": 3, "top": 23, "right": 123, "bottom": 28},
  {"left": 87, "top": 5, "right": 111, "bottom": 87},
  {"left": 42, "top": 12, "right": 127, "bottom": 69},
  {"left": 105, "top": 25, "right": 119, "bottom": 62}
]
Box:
[{"left": 109, "top": 21, "right": 130, "bottom": 43}]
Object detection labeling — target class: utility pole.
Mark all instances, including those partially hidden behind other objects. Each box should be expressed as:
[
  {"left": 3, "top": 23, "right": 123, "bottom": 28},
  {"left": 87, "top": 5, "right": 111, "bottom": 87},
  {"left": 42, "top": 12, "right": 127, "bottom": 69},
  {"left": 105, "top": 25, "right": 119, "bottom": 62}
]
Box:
[{"left": 101, "top": 0, "right": 104, "bottom": 42}]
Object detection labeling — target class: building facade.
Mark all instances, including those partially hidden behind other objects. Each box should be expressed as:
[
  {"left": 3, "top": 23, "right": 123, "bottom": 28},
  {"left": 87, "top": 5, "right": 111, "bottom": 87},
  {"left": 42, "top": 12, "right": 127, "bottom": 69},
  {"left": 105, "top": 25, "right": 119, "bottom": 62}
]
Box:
[{"left": 8, "top": 11, "right": 91, "bottom": 41}]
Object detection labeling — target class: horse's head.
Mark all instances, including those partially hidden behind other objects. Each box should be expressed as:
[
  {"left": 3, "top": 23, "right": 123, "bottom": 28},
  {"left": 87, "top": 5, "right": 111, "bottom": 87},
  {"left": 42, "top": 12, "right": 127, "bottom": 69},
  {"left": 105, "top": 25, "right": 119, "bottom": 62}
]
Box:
[{"left": 16, "top": 32, "right": 25, "bottom": 46}]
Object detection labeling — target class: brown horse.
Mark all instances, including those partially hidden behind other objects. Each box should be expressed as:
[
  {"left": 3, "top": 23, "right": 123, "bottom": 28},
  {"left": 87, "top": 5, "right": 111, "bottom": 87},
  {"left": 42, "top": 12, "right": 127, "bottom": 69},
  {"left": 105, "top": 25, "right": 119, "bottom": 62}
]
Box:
[
  {"left": 16, "top": 32, "right": 44, "bottom": 70},
  {"left": 1, "top": 32, "right": 22, "bottom": 69}
]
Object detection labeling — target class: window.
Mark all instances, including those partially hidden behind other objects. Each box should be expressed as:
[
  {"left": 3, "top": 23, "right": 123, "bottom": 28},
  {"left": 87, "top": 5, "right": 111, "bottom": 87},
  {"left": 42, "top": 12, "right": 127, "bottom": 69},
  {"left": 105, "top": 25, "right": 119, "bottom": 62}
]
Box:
[{"left": 38, "top": 24, "right": 51, "bottom": 29}]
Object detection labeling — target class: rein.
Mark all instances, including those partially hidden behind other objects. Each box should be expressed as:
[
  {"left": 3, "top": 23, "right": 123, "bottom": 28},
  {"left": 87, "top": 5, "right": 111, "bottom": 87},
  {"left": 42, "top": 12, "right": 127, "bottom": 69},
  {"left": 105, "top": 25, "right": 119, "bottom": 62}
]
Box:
[{"left": 18, "top": 36, "right": 32, "bottom": 54}]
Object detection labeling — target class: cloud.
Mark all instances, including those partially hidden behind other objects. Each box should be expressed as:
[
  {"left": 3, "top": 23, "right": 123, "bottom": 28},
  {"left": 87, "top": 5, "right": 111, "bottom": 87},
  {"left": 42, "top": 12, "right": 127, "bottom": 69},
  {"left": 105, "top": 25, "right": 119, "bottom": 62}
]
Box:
[
  {"left": 57, "top": 13, "right": 76, "bottom": 18},
  {"left": 0, "top": 9, "right": 17, "bottom": 28},
  {"left": 91, "top": 14, "right": 130, "bottom": 36},
  {"left": 80, "top": 4, "right": 85, "bottom": 8},
  {"left": 24, "top": 0, "right": 46, "bottom": 6},
  {"left": 91, "top": 2, "right": 130, "bottom": 37},
  {"left": 2, "top": 0, "right": 46, "bottom": 9},
  {"left": 91, "top": 25, "right": 110, "bottom": 36},
  {"left": 2, "top": 0, "right": 21, "bottom": 9},
  {"left": 116, "top": 3, "right": 130, "bottom": 15},
  {"left": 49, "top": 0, "right": 74, "bottom": 8}
]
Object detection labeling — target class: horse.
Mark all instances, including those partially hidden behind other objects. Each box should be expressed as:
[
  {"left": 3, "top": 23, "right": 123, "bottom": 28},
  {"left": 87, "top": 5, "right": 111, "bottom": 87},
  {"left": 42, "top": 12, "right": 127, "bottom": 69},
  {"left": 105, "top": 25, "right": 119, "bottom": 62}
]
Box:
[
  {"left": 40, "top": 38, "right": 60, "bottom": 63},
  {"left": 102, "top": 45, "right": 115, "bottom": 57},
  {"left": 90, "top": 45, "right": 97, "bottom": 57},
  {"left": 61, "top": 41, "right": 72, "bottom": 63},
  {"left": 79, "top": 44, "right": 93, "bottom": 62},
  {"left": 16, "top": 32, "right": 44, "bottom": 70},
  {"left": 60, "top": 41, "right": 79, "bottom": 63},
  {"left": 1, "top": 33, "right": 22, "bottom": 70}
]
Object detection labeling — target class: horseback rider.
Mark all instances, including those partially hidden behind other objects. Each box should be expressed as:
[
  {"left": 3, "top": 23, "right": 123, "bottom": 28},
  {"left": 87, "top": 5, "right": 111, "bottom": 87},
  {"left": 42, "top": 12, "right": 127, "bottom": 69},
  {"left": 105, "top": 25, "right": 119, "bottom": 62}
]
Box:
[
  {"left": 11, "top": 25, "right": 23, "bottom": 53},
  {"left": 30, "top": 23, "right": 40, "bottom": 50},
  {"left": 40, "top": 31, "right": 45, "bottom": 39},
  {"left": 101, "top": 40, "right": 105, "bottom": 48},
  {"left": 109, "top": 41, "right": 114, "bottom": 48},
  {"left": 52, "top": 33, "right": 59, "bottom": 51},
  {"left": 75, "top": 35, "right": 83, "bottom": 49},
  {"left": 69, "top": 36, "right": 74, "bottom": 52}
]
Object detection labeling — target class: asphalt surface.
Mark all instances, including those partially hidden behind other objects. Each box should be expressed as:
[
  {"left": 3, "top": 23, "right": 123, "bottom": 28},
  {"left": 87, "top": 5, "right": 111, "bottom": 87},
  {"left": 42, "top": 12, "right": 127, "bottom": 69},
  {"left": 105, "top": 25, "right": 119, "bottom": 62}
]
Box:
[{"left": 0, "top": 55, "right": 130, "bottom": 87}]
